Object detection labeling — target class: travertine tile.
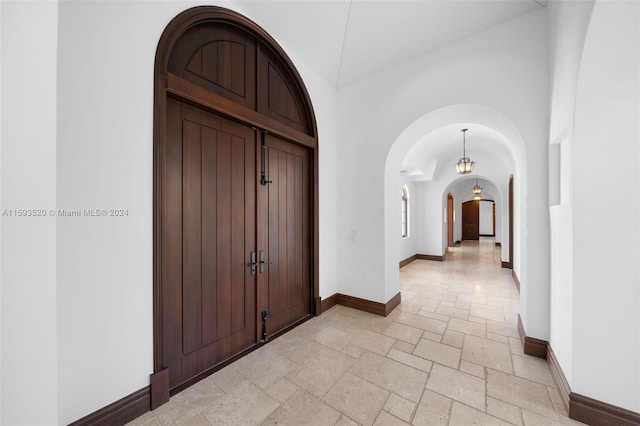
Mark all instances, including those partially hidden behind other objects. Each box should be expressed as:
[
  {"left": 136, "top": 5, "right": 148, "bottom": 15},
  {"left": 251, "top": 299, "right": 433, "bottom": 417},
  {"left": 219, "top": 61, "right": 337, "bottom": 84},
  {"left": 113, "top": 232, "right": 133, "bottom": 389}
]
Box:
[
  {"left": 447, "top": 317, "right": 486, "bottom": 337},
  {"left": 509, "top": 337, "right": 525, "bottom": 355},
  {"left": 414, "top": 338, "right": 461, "bottom": 369},
  {"left": 266, "top": 378, "right": 299, "bottom": 403},
  {"left": 417, "top": 310, "right": 451, "bottom": 323},
  {"left": 487, "top": 332, "right": 509, "bottom": 343},
  {"left": 201, "top": 381, "right": 278, "bottom": 425},
  {"left": 387, "top": 348, "right": 433, "bottom": 373},
  {"left": 392, "top": 340, "right": 416, "bottom": 353},
  {"left": 351, "top": 328, "right": 396, "bottom": 355},
  {"left": 398, "top": 302, "right": 422, "bottom": 314},
  {"left": 342, "top": 343, "right": 365, "bottom": 359},
  {"left": 410, "top": 295, "right": 441, "bottom": 311},
  {"left": 462, "top": 334, "right": 513, "bottom": 373},
  {"left": 323, "top": 373, "right": 389, "bottom": 426},
  {"left": 262, "top": 389, "right": 341, "bottom": 426},
  {"left": 487, "top": 369, "right": 558, "bottom": 419},
  {"left": 127, "top": 240, "right": 584, "bottom": 426},
  {"left": 395, "top": 312, "right": 447, "bottom": 334},
  {"left": 374, "top": 410, "right": 410, "bottom": 425},
  {"left": 442, "top": 329, "right": 465, "bottom": 349},
  {"left": 313, "top": 325, "right": 354, "bottom": 351},
  {"left": 182, "top": 415, "right": 210, "bottom": 426},
  {"left": 412, "top": 389, "right": 452, "bottom": 426},
  {"left": 470, "top": 303, "right": 505, "bottom": 322},
  {"left": 426, "top": 364, "right": 486, "bottom": 411},
  {"left": 436, "top": 304, "right": 469, "bottom": 320},
  {"left": 454, "top": 300, "right": 472, "bottom": 310},
  {"left": 487, "top": 320, "right": 520, "bottom": 339},
  {"left": 350, "top": 351, "right": 428, "bottom": 402},
  {"left": 286, "top": 341, "right": 356, "bottom": 397},
  {"left": 234, "top": 349, "right": 297, "bottom": 390},
  {"left": 383, "top": 322, "right": 424, "bottom": 344},
  {"left": 171, "top": 378, "right": 224, "bottom": 409},
  {"left": 487, "top": 396, "right": 523, "bottom": 425},
  {"left": 421, "top": 330, "right": 443, "bottom": 342},
  {"left": 335, "top": 415, "right": 359, "bottom": 426},
  {"left": 384, "top": 393, "right": 416, "bottom": 422},
  {"left": 522, "top": 409, "right": 565, "bottom": 425},
  {"left": 449, "top": 402, "right": 511, "bottom": 426},
  {"left": 460, "top": 359, "right": 486, "bottom": 378},
  {"left": 208, "top": 367, "right": 248, "bottom": 393},
  {"left": 512, "top": 355, "right": 555, "bottom": 386}
]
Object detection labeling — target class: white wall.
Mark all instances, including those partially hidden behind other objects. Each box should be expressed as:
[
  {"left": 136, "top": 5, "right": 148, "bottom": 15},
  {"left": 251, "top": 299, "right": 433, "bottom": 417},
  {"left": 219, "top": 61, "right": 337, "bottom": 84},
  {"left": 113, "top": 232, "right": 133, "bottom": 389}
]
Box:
[
  {"left": 572, "top": 0, "right": 639, "bottom": 412},
  {"left": 3, "top": 1, "right": 341, "bottom": 422},
  {"left": 479, "top": 201, "right": 494, "bottom": 235},
  {"left": 547, "top": 0, "right": 594, "bottom": 392},
  {"left": 345, "top": 10, "right": 550, "bottom": 323},
  {"left": 1, "top": 2, "right": 59, "bottom": 424},
  {"left": 445, "top": 179, "right": 504, "bottom": 249}
]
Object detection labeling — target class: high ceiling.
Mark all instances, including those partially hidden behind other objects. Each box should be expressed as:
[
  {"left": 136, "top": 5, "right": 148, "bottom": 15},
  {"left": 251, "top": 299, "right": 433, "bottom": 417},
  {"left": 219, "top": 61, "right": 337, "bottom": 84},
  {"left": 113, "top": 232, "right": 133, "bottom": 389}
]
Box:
[{"left": 236, "top": 0, "right": 546, "bottom": 88}]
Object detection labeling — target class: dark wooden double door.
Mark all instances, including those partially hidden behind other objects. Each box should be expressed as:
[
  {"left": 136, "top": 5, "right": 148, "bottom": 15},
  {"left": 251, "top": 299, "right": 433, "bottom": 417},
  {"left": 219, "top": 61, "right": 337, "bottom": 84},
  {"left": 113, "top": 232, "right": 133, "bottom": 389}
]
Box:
[
  {"left": 161, "top": 99, "right": 311, "bottom": 389},
  {"left": 462, "top": 200, "right": 480, "bottom": 241}
]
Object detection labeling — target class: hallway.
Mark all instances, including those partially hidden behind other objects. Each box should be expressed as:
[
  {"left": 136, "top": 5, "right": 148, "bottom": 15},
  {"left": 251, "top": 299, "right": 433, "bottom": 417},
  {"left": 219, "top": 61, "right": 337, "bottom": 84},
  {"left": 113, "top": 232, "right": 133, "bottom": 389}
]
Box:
[{"left": 128, "top": 239, "right": 582, "bottom": 426}]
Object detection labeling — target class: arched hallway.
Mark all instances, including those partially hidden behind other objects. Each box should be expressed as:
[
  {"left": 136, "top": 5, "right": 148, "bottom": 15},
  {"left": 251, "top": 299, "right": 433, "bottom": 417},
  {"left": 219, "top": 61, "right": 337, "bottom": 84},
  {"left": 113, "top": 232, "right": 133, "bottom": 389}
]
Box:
[{"left": 127, "top": 239, "right": 583, "bottom": 426}]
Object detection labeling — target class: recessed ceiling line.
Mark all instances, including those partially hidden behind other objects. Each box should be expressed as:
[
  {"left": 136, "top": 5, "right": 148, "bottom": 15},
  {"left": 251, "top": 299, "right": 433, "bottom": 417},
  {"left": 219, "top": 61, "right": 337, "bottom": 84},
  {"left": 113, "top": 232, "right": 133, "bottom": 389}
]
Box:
[{"left": 335, "top": 0, "right": 353, "bottom": 88}]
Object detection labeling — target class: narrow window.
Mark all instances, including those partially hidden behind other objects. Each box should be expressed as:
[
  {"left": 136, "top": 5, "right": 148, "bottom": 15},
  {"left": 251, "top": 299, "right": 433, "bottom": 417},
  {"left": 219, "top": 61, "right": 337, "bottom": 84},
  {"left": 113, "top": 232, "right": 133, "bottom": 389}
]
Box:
[{"left": 401, "top": 185, "right": 409, "bottom": 238}]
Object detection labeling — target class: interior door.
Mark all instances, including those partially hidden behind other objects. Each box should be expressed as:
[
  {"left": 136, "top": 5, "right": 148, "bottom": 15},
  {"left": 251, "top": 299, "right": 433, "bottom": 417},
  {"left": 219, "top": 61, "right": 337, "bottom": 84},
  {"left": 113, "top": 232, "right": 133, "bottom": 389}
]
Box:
[
  {"left": 257, "top": 134, "right": 312, "bottom": 339},
  {"left": 161, "top": 99, "right": 257, "bottom": 388},
  {"left": 447, "top": 194, "right": 454, "bottom": 247},
  {"left": 462, "top": 200, "right": 480, "bottom": 240}
]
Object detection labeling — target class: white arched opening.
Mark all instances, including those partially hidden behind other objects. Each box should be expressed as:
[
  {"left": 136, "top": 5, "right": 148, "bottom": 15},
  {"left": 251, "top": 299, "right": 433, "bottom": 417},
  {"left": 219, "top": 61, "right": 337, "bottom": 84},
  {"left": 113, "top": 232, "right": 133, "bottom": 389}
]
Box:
[{"left": 384, "top": 104, "right": 526, "bottom": 305}]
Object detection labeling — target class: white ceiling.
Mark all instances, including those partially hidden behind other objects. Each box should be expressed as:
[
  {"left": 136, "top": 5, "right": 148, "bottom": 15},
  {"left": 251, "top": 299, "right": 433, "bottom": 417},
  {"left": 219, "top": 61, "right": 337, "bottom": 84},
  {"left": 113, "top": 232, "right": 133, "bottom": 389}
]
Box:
[
  {"left": 401, "top": 124, "right": 513, "bottom": 181},
  {"left": 236, "top": 0, "right": 545, "bottom": 88}
]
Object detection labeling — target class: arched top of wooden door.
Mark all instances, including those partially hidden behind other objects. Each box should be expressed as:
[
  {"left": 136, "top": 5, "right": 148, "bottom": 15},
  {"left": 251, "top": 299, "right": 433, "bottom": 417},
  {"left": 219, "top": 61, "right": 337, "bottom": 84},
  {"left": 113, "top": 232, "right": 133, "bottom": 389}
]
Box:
[{"left": 154, "top": 6, "right": 318, "bottom": 142}]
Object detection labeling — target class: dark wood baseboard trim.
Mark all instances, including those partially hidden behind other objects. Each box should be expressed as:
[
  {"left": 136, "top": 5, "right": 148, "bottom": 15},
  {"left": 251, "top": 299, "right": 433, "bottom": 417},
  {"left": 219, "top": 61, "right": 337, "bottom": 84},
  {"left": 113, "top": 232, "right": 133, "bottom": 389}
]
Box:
[
  {"left": 416, "top": 253, "right": 445, "bottom": 262},
  {"left": 570, "top": 393, "right": 640, "bottom": 426},
  {"left": 495, "top": 242, "right": 501, "bottom": 247},
  {"left": 401, "top": 253, "right": 446, "bottom": 266},
  {"left": 547, "top": 344, "right": 640, "bottom": 425},
  {"left": 524, "top": 337, "right": 547, "bottom": 359},
  {"left": 454, "top": 240, "right": 461, "bottom": 246},
  {"left": 150, "top": 368, "right": 169, "bottom": 410},
  {"left": 321, "top": 292, "right": 401, "bottom": 317},
  {"left": 385, "top": 292, "right": 402, "bottom": 316},
  {"left": 69, "top": 386, "right": 150, "bottom": 426},
  {"left": 547, "top": 345, "right": 570, "bottom": 412},
  {"left": 501, "top": 261, "right": 510, "bottom": 268},
  {"left": 399, "top": 254, "right": 417, "bottom": 268},
  {"left": 479, "top": 234, "right": 495, "bottom": 237},
  {"left": 517, "top": 314, "right": 547, "bottom": 359},
  {"left": 511, "top": 270, "right": 520, "bottom": 291},
  {"left": 321, "top": 293, "right": 339, "bottom": 313}
]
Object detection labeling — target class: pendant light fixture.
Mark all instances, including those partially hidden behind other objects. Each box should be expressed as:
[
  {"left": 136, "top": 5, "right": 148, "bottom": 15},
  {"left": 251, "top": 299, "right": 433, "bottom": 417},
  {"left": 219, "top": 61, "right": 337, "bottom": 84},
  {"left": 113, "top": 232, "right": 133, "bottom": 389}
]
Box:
[
  {"left": 472, "top": 178, "right": 482, "bottom": 195},
  {"left": 455, "top": 128, "right": 475, "bottom": 175}
]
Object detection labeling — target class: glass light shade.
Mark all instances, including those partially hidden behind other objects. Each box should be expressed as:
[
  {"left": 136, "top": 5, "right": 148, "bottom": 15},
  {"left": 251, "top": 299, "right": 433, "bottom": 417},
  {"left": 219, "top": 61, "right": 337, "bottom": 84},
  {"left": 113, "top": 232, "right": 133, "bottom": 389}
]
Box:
[
  {"left": 474, "top": 194, "right": 482, "bottom": 201},
  {"left": 472, "top": 184, "right": 482, "bottom": 194},
  {"left": 456, "top": 158, "right": 475, "bottom": 175}
]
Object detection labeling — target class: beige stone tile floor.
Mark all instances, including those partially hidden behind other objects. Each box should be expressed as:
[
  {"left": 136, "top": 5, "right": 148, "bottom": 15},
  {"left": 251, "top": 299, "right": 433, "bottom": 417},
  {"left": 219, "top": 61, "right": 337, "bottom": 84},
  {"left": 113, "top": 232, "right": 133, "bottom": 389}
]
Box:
[{"left": 127, "top": 238, "right": 585, "bottom": 426}]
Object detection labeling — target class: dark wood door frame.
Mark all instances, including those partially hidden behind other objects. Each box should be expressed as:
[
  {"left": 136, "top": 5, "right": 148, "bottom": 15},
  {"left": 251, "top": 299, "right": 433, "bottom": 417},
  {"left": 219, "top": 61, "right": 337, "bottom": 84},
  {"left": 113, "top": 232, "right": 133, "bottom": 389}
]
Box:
[
  {"left": 508, "top": 175, "right": 513, "bottom": 269},
  {"left": 152, "top": 6, "right": 319, "bottom": 404},
  {"left": 447, "top": 193, "right": 454, "bottom": 247}
]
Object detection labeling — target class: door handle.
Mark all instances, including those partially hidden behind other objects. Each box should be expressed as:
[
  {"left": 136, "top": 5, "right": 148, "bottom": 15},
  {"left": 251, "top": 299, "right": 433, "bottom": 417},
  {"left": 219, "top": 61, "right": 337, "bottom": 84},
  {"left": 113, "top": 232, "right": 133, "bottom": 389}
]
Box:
[
  {"left": 248, "top": 251, "right": 257, "bottom": 276},
  {"left": 259, "top": 250, "right": 266, "bottom": 273}
]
